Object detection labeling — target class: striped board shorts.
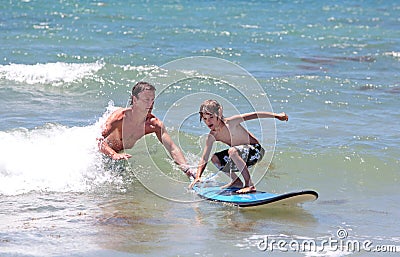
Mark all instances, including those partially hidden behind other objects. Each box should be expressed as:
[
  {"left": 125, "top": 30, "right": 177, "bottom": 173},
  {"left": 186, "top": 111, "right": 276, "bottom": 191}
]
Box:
[{"left": 214, "top": 143, "right": 265, "bottom": 172}]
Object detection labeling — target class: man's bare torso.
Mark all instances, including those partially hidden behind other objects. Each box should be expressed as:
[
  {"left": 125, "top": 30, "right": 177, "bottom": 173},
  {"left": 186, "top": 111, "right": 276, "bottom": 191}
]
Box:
[{"left": 102, "top": 108, "right": 154, "bottom": 152}]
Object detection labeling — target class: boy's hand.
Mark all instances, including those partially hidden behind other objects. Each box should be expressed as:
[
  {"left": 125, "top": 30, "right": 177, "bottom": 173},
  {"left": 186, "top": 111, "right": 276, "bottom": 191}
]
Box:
[
  {"left": 188, "top": 177, "right": 201, "bottom": 189},
  {"left": 276, "top": 112, "right": 288, "bottom": 121}
]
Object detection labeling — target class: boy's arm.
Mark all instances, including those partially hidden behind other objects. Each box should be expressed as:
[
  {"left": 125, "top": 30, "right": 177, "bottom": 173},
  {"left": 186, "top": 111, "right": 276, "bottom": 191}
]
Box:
[
  {"left": 189, "top": 134, "right": 215, "bottom": 188},
  {"left": 228, "top": 112, "right": 288, "bottom": 123}
]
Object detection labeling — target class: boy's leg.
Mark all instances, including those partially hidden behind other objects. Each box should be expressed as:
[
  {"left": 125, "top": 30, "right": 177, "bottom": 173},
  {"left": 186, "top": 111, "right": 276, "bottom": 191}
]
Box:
[
  {"left": 220, "top": 172, "right": 243, "bottom": 189},
  {"left": 227, "top": 147, "right": 256, "bottom": 193},
  {"left": 211, "top": 154, "right": 243, "bottom": 188}
]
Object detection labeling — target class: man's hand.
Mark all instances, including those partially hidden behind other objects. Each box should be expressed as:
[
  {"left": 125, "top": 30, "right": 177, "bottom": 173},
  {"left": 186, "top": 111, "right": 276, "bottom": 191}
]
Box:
[
  {"left": 183, "top": 168, "right": 197, "bottom": 179},
  {"left": 111, "top": 153, "right": 132, "bottom": 160}
]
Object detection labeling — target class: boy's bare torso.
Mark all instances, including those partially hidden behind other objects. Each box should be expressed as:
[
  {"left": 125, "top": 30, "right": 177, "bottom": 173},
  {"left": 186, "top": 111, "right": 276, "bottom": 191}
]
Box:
[{"left": 210, "top": 119, "right": 258, "bottom": 146}]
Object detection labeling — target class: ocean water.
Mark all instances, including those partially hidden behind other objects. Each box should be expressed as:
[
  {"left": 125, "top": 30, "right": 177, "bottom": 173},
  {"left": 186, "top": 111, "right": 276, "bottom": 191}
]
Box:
[{"left": 1, "top": 0, "right": 399, "bottom": 256}]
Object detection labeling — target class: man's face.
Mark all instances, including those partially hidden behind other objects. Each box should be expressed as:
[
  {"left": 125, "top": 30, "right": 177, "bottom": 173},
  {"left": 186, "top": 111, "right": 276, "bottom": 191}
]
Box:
[{"left": 133, "top": 89, "right": 155, "bottom": 113}]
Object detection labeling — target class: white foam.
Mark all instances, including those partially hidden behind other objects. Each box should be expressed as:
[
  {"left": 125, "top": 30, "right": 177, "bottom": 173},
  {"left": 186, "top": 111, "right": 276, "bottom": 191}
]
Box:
[
  {"left": 0, "top": 106, "right": 116, "bottom": 196},
  {"left": 0, "top": 61, "right": 104, "bottom": 86},
  {"left": 383, "top": 51, "right": 400, "bottom": 58}
]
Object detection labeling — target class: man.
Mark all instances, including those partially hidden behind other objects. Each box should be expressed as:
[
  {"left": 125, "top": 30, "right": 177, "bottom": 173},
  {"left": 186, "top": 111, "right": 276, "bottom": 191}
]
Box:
[{"left": 98, "top": 81, "right": 195, "bottom": 178}]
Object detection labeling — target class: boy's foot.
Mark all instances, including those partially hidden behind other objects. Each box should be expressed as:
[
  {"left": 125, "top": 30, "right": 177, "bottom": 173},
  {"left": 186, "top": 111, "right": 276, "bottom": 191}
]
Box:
[
  {"left": 236, "top": 185, "right": 256, "bottom": 194},
  {"left": 221, "top": 180, "right": 243, "bottom": 189}
]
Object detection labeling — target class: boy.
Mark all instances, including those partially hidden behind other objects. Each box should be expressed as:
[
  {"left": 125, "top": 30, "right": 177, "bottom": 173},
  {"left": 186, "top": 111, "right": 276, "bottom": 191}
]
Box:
[{"left": 189, "top": 100, "right": 288, "bottom": 193}]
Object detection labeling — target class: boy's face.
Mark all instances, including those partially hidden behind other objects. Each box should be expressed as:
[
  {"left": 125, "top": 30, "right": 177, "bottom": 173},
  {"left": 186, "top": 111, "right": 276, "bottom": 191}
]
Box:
[{"left": 201, "top": 112, "right": 219, "bottom": 131}]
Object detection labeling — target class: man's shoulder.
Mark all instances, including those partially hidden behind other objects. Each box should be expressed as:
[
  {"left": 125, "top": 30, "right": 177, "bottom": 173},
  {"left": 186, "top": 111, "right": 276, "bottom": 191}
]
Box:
[
  {"left": 109, "top": 107, "right": 128, "bottom": 121},
  {"left": 119, "top": 107, "right": 131, "bottom": 115}
]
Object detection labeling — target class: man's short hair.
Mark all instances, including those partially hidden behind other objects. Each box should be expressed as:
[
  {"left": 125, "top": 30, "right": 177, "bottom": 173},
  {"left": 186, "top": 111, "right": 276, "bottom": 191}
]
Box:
[{"left": 130, "top": 81, "right": 156, "bottom": 105}]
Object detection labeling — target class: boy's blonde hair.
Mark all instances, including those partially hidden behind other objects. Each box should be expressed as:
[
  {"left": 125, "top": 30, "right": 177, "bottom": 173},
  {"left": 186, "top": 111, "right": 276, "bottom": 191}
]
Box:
[{"left": 199, "top": 99, "right": 223, "bottom": 121}]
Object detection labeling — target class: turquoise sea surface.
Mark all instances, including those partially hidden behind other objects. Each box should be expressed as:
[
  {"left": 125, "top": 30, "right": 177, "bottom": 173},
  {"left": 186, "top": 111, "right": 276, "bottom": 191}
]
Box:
[{"left": 0, "top": 0, "right": 399, "bottom": 256}]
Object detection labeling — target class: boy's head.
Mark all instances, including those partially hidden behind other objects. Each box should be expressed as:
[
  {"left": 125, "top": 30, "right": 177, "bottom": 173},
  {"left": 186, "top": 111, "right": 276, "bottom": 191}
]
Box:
[
  {"left": 199, "top": 100, "right": 223, "bottom": 122},
  {"left": 130, "top": 81, "right": 156, "bottom": 105}
]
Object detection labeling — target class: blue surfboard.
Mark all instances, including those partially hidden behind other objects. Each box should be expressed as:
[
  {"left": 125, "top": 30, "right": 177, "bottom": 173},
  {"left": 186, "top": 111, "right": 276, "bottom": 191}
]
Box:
[{"left": 193, "top": 182, "right": 318, "bottom": 207}]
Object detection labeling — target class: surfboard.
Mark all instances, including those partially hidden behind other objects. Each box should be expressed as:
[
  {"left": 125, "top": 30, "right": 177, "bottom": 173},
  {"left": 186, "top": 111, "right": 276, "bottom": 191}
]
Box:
[{"left": 192, "top": 182, "right": 318, "bottom": 207}]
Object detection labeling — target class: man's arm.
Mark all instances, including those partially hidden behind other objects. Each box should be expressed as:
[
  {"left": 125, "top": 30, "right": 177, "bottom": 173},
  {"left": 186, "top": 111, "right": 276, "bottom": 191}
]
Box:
[
  {"left": 100, "top": 108, "right": 124, "bottom": 138},
  {"left": 97, "top": 108, "right": 132, "bottom": 160},
  {"left": 149, "top": 116, "right": 193, "bottom": 176},
  {"left": 98, "top": 138, "right": 132, "bottom": 160}
]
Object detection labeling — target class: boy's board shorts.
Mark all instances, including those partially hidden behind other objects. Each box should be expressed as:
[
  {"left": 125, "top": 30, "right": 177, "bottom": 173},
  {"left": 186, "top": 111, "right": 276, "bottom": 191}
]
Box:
[{"left": 214, "top": 143, "right": 265, "bottom": 172}]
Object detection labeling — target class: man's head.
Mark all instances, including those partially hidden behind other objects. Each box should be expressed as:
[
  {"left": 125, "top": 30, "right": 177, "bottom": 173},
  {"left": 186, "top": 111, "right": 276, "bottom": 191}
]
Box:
[{"left": 130, "top": 81, "right": 156, "bottom": 112}]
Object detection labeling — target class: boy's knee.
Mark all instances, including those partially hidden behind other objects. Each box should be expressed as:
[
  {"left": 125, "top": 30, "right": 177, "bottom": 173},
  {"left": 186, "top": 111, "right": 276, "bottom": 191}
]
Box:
[
  {"left": 211, "top": 154, "right": 223, "bottom": 170},
  {"left": 228, "top": 147, "right": 238, "bottom": 157},
  {"left": 211, "top": 154, "right": 219, "bottom": 164}
]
